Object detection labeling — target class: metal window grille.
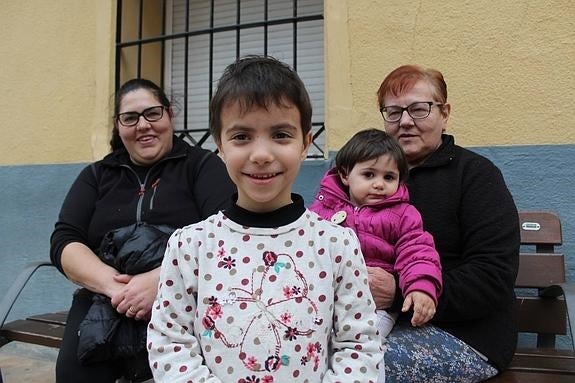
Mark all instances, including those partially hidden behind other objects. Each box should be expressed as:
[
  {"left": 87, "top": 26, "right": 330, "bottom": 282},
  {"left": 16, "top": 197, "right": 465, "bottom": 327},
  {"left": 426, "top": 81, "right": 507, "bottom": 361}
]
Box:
[{"left": 115, "top": 0, "right": 325, "bottom": 159}]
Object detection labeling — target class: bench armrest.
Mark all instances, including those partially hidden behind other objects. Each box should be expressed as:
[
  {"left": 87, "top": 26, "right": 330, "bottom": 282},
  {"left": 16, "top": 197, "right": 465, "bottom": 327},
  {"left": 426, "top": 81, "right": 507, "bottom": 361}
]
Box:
[
  {"left": 540, "top": 282, "right": 575, "bottom": 351},
  {"left": 0, "top": 261, "right": 55, "bottom": 327}
]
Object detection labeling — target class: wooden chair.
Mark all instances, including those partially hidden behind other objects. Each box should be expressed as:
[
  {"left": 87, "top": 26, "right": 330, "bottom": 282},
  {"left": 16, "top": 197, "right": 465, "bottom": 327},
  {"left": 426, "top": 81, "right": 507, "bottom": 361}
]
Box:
[{"left": 491, "top": 211, "right": 575, "bottom": 381}]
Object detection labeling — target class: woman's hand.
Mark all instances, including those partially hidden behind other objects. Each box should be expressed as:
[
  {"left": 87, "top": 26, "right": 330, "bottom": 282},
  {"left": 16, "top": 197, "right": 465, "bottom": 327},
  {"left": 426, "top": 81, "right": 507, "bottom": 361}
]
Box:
[
  {"left": 367, "top": 266, "right": 397, "bottom": 309},
  {"left": 61, "top": 242, "right": 127, "bottom": 297},
  {"left": 111, "top": 268, "right": 161, "bottom": 321},
  {"left": 403, "top": 291, "right": 436, "bottom": 327}
]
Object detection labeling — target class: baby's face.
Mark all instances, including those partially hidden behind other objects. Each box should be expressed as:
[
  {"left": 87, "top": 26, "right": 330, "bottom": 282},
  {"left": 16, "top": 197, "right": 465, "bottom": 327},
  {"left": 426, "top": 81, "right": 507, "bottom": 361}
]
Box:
[{"left": 340, "top": 154, "right": 400, "bottom": 206}]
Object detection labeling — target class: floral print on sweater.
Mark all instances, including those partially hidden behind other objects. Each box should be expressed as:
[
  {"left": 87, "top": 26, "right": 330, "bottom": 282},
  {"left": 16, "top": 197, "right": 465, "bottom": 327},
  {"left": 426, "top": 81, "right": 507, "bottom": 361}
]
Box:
[{"left": 147, "top": 210, "right": 382, "bottom": 383}]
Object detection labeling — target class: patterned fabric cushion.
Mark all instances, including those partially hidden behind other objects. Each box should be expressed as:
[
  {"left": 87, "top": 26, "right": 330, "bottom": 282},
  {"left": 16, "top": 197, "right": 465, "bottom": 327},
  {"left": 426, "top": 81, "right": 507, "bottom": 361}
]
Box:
[{"left": 383, "top": 322, "right": 498, "bottom": 383}]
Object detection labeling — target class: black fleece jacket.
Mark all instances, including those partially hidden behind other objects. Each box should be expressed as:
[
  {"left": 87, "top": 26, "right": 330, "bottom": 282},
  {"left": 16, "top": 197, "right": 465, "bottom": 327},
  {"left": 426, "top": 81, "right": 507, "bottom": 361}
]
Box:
[
  {"left": 50, "top": 136, "right": 235, "bottom": 273},
  {"left": 401, "top": 134, "right": 520, "bottom": 371}
]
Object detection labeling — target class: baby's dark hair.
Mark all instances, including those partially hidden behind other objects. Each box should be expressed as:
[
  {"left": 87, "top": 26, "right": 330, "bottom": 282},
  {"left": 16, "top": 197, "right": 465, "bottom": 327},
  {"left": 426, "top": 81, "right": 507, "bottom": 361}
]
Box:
[
  {"left": 209, "top": 55, "right": 312, "bottom": 144},
  {"left": 335, "top": 129, "right": 409, "bottom": 183}
]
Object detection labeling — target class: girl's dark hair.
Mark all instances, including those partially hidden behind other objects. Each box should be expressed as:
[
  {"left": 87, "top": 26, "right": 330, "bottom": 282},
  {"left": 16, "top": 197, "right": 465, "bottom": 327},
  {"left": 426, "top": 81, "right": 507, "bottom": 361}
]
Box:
[
  {"left": 209, "top": 55, "right": 312, "bottom": 144},
  {"left": 335, "top": 129, "right": 409, "bottom": 183},
  {"left": 110, "top": 78, "right": 171, "bottom": 151}
]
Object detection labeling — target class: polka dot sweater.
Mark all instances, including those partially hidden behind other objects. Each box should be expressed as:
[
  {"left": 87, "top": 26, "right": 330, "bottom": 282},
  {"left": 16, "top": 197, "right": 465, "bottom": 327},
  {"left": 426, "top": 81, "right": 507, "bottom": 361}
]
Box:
[{"left": 147, "top": 209, "right": 382, "bottom": 383}]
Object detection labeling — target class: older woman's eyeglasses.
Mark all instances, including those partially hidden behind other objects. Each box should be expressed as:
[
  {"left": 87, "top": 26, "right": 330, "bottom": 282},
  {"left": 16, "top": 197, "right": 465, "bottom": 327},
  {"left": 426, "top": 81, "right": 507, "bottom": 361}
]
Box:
[
  {"left": 116, "top": 106, "right": 166, "bottom": 127},
  {"left": 380, "top": 101, "right": 443, "bottom": 123}
]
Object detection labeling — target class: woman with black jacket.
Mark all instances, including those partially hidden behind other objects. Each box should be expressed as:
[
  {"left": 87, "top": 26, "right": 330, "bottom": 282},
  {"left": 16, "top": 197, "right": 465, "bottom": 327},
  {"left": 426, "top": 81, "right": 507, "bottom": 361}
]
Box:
[
  {"left": 372, "top": 65, "right": 520, "bottom": 382},
  {"left": 50, "top": 78, "right": 235, "bottom": 382}
]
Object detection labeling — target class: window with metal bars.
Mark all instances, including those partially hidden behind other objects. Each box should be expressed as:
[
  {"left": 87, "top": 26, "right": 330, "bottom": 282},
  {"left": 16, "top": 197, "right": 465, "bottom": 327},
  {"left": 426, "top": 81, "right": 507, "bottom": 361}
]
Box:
[{"left": 115, "top": 0, "right": 325, "bottom": 159}]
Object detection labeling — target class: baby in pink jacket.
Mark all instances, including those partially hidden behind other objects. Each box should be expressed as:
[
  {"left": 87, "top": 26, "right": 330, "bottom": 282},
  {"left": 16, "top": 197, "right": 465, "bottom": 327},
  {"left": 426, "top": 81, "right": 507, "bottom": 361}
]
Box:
[{"left": 310, "top": 129, "right": 442, "bottom": 340}]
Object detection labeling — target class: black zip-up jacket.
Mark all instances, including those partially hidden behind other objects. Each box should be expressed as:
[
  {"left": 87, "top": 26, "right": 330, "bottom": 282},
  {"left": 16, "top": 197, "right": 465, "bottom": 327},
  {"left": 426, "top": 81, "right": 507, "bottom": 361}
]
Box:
[
  {"left": 400, "top": 134, "right": 520, "bottom": 371},
  {"left": 50, "top": 136, "right": 235, "bottom": 273},
  {"left": 77, "top": 222, "right": 174, "bottom": 379}
]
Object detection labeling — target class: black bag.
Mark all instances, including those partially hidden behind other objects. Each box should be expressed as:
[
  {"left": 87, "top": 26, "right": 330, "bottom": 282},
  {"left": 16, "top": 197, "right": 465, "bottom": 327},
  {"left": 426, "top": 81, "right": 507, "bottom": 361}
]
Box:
[
  {"left": 99, "top": 222, "right": 175, "bottom": 273},
  {"left": 77, "top": 222, "right": 175, "bottom": 379}
]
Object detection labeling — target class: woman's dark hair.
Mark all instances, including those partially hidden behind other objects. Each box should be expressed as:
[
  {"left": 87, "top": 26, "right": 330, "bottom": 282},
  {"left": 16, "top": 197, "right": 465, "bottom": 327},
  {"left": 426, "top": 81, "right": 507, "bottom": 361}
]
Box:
[
  {"left": 209, "top": 55, "right": 312, "bottom": 145},
  {"left": 110, "top": 78, "right": 171, "bottom": 151},
  {"left": 335, "top": 128, "right": 409, "bottom": 183}
]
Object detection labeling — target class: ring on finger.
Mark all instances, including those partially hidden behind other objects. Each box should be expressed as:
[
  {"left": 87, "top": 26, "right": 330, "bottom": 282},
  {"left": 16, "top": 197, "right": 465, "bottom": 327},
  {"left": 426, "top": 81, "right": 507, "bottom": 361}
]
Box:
[{"left": 128, "top": 307, "right": 137, "bottom": 314}]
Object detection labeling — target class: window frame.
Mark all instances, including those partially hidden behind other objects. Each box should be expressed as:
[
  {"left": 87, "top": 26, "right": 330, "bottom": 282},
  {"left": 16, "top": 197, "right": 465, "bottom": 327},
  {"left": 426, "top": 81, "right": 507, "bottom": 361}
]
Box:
[{"left": 114, "top": 0, "right": 325, "bottom": 158}]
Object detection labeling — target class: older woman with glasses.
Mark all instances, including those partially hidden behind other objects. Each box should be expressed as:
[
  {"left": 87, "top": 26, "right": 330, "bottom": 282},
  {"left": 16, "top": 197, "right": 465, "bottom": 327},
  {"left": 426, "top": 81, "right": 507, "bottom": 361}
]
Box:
[
  {"left": 371, "top": 65, "right": 520, "bottom": 382},
  {"left": 50, "top": 78, "right": 235, "bottom": 383}
]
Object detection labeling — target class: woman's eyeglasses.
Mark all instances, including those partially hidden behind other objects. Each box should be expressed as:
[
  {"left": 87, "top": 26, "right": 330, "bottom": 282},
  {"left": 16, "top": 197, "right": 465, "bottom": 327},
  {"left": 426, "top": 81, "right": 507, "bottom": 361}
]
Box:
[
  {"left": 380, "top": 101, "right": 443, "bottom": 123},
  {"left": 116, "top": 105, "right": 166, "bottom": 127}
]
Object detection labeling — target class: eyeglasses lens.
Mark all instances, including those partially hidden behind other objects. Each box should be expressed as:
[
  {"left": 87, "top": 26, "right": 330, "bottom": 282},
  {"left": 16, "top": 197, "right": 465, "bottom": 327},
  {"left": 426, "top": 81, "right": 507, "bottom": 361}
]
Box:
[
  {"left": 408, "top": 103, "right": 431, "bottom": 119},
  {"left": 382, "top": 102, "right": 432, "bottom": 122},
  {"left": 118, "top": 106, "right": 164, "bottom": 126},
  {"left": 143, "top": 107, "right": 164, "bottom": 122}
]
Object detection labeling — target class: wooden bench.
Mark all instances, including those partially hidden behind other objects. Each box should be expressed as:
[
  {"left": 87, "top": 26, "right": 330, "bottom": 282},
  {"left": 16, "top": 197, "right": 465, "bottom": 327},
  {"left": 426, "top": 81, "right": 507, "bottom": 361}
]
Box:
[
  {"left": 490, "top": 211, "right": 575, "bottom": 381},
  {"left": 0, "top": 262, "right": 66, "bottom": 382},
  {"left": 0, "top": 263, "right": 146, "bottom": 382},
  {"left": 1, "top": 211, "right": 574, "bottom": 382},
  {"left": 0, "top": 261, "right": 66, "bottom": 349}
]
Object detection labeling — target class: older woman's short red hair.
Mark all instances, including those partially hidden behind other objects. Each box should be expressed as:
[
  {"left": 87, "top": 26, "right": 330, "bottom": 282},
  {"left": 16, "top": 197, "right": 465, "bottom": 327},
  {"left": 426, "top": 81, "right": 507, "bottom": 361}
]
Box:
[{"left": 376, "top": 65, "right": 448, "bottom": 109}]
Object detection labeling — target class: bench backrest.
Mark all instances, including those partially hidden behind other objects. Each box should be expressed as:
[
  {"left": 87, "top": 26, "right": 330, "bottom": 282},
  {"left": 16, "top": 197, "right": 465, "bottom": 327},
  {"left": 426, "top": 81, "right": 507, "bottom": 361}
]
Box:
[{"left": 516, "top": 211, "right": 565, "bottom": 348}]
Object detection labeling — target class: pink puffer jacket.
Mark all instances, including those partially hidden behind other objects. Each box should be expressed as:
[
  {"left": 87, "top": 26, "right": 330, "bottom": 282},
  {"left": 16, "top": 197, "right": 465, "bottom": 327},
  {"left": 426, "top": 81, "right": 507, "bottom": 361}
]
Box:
[{"left": 309, "top": 168, "right": 442, "bottom": 303}]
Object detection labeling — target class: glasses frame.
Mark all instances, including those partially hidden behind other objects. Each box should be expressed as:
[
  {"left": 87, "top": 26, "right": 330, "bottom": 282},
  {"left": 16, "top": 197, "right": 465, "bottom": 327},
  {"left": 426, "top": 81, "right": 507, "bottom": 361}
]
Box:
[
  {"left": 380, "top": 101, "right": 443, "bottom": 123},
  {"left": 116, "top": 105, "right": 167, "bottom": 127}
]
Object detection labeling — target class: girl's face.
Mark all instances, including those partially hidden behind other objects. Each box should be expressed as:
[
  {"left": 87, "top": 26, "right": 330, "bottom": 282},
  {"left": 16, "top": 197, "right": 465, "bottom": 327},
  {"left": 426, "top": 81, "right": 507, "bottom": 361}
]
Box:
[
  {"left": 340, "top": 154, "right": 400, "bottom": 206},
  {"left": 116, "top": 88, "right": 173, "bottom": 166},
  {"left": 217, "top": 100, "right": 311, "bottom": 213},
  {"left": 383, "top": 80, "right": 450, "bottom": 167}
]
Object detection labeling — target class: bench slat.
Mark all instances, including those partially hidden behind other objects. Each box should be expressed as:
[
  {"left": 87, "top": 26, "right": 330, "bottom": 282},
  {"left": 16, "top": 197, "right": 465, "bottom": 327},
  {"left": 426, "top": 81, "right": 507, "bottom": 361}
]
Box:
[
  {"left": 26, "top": 311, "right": 68, "bottom": 326},
  {"left": 519, "top": 212, "right": 562, "bottom": 247},
  {"left": 517, "top": 296, "right": 567, "bottom": 335},
  {"left": 490, "top": 371, "right": 575, "bottom": 383},
  {"left": 0, "top": 319, "right": 64, "bottom": 348},
  {"left": 510, "top": 349, "right": 575, "bottom": 375},
  {"left": 516, "top": 253, "right": 565, "bottom": 287}
]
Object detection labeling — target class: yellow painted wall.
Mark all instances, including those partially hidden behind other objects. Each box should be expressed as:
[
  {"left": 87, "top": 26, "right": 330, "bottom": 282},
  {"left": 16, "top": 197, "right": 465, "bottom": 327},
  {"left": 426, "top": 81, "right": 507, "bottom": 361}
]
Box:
[
  {"left": 1, "top": 1, "right": 115, "bottom": 165},
  {"left": 3, "top": 1, "right": 573, "bottom": 164},
  {"left": 326, "top": 0, "right": 575, "bottom": 149}
]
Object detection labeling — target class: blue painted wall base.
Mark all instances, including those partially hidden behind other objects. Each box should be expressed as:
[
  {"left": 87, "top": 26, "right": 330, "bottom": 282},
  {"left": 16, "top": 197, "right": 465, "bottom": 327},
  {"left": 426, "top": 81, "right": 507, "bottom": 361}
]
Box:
[{"left": 1, "top": 144, "right": 574, "bottom": 339}]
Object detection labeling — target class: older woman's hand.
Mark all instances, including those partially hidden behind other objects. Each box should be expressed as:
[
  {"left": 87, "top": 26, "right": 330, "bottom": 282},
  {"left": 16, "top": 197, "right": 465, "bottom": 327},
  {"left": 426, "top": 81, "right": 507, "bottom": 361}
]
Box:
[
  {"left": 111, "top": 268, "right": 161, "bottom": 321},
  {"left": 367, "top": 266, "right": 397, "bottom": 310}
]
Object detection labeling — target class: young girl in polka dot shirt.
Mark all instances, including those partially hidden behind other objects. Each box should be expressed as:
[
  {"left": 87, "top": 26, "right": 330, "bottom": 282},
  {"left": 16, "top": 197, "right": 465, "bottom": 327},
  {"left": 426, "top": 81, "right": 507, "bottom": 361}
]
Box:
[{"left": 147, "top": 56, "right": 382, "bottom": 383}]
